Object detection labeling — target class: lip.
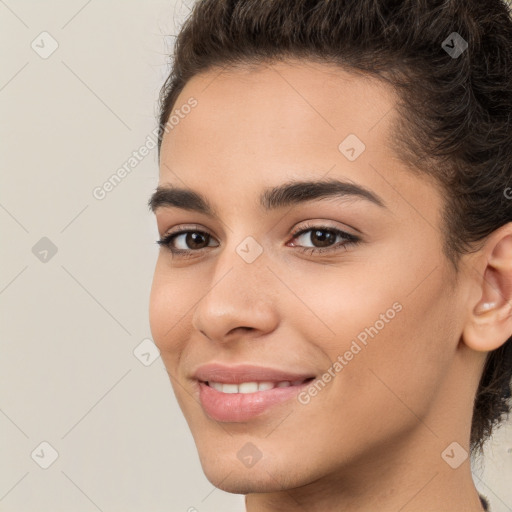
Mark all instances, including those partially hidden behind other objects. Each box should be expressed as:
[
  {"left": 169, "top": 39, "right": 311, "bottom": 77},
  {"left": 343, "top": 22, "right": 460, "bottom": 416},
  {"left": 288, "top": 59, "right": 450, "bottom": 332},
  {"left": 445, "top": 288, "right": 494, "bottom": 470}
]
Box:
[
  {"left": 193, "top": 363, "right": 316, "bottom": 422},
  {"left": 193, "top": 363, "right": 315, "bottom": 384}
]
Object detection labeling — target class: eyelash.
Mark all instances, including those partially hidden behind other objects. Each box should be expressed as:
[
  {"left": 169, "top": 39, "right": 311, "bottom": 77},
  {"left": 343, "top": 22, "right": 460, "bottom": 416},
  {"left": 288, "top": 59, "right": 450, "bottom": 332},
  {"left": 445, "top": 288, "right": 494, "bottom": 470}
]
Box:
[{"left": 156, "top": 222, "right": 361, "bottom": 259}]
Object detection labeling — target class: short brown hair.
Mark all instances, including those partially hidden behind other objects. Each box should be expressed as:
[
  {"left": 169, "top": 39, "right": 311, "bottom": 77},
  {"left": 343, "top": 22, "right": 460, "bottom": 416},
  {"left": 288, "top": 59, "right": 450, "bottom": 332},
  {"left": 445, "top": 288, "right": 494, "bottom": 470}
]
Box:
[{"left": 156, "top": 0, "right": 512, "bottom": 455}]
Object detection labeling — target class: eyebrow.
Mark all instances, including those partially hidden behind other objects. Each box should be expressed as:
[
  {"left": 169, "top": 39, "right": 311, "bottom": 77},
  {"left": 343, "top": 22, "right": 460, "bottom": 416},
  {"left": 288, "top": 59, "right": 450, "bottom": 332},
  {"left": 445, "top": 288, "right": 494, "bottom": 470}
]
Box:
[{"left": 147, "top": 178, "right": 386, "bottom": 217}]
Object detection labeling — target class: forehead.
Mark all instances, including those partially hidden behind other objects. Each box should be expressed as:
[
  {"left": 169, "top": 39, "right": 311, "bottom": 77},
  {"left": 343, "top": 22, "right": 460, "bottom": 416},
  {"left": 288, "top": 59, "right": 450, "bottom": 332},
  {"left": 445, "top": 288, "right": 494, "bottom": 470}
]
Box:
[
  {"left": 160, "top": 59, "right": 399, "bottom": 169},
  {"left": 157, "top": 59, "right": 441, "bottom": 224}
]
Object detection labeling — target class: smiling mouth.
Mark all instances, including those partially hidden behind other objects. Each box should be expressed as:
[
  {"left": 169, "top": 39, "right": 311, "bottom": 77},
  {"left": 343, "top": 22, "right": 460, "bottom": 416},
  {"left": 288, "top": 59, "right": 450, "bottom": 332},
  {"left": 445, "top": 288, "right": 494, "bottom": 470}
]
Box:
[
  {"left": 196, "top": 376, "right": 317, "bottom": 422},
  {"left": 202, "top": 377, "right": 315, "bottom": 394}
]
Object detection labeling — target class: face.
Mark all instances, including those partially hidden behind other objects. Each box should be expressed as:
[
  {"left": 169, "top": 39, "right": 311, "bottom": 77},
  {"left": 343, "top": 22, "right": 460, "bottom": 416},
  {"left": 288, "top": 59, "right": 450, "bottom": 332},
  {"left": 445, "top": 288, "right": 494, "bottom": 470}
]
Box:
[{"left": 148, "top": 60, "right": 469, "bottom": 494}]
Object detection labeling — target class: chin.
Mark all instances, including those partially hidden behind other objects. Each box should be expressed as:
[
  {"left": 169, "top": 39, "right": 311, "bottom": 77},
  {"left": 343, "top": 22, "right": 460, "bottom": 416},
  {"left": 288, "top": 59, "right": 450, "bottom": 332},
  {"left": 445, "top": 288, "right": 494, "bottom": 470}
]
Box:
[
  {"left": 201, "top": 462, "right": 299, "bottom": 495},
  {"left": 206, "top": 474, "right": 275, "bottom": 495},
  {"left": 196, "top": 446, "right": 315, "bottom": 495}
]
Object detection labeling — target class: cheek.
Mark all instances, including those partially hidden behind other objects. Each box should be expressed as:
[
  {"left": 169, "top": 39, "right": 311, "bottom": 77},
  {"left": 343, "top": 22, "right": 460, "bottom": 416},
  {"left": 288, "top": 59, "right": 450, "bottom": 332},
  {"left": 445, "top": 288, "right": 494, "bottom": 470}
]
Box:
[
  {"left": 148, "top": 258, "right": 193, "bottom": 358},
  {"left": 293, "top": 245, "right": 456, "bottom": 419},
  {"left": 298, "top": 231, "right": 450, "bottom": 356}
]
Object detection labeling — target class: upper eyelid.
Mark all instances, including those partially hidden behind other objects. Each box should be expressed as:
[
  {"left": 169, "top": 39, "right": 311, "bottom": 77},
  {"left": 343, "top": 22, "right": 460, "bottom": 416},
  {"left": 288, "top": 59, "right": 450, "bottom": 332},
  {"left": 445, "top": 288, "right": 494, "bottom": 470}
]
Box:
[
  {"left": 162, "top": 223, "right": 212, "bottom": 238},
  {"left": 162, "top": 221, "right": 355, "bottom": 235},
  {"left": 155, "top": 204, "right": 366, "bottom": 236},
  {"left": 291, "top": 222, "right": 359, "bottom": 237}
]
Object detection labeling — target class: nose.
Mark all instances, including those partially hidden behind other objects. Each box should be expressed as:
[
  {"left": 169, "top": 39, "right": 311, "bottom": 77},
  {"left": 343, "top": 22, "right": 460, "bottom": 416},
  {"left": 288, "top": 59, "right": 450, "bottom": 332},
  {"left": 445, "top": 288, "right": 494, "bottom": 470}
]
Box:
[{"left": 191, "top": 246, "right": 280, "bottom": 344}]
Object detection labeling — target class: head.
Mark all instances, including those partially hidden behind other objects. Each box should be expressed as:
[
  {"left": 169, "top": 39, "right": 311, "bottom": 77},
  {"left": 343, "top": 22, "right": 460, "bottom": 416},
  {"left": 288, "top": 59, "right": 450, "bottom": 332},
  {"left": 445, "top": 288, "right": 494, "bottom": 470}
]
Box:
[{"left": 148, "top": 0, "right": 512, "bottom": 497}]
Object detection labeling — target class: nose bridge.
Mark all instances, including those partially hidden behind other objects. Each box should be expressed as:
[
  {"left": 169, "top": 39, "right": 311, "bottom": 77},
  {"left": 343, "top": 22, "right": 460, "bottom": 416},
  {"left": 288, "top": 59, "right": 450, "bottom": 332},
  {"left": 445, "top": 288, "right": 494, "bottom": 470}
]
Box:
[
  {"left": 191, "top": 234, "right": 279, "bottom": 340},
  {"left": 212, "top": 230, "right": 272, "bottom": 299}
]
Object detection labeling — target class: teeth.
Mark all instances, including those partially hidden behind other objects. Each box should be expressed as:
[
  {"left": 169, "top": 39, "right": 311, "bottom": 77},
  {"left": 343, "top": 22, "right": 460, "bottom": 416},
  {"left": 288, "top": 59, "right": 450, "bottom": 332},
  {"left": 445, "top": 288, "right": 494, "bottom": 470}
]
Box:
[
  {"left": 210, "top": 382, "right": 224, "bottom": 392},
  {"left": 207, "top": 380, "right": 305, "bottom": 393},
  {"left": 222, "top": 384, "right": 239, "bottom": 394},
  {"left": 239, "top": 382, "right": 259, "bottom": 393},
  {"left": 258, "top": 381, "right": 274, "bottom": 391}
]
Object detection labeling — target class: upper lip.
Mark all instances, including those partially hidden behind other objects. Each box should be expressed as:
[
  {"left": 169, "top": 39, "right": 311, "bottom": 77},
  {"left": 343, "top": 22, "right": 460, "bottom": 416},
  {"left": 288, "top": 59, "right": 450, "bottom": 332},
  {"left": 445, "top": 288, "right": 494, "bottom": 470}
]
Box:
[{"left": 193, "top": 363, "right": 316, "bottom": 384}]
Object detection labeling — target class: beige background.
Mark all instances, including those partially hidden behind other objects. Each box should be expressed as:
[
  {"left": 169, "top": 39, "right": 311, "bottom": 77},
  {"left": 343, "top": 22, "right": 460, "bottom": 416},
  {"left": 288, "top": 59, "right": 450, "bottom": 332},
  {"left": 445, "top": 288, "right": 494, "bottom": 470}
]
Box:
[{"left": 0, "top": 1, "right": 510, "bottom": 511}]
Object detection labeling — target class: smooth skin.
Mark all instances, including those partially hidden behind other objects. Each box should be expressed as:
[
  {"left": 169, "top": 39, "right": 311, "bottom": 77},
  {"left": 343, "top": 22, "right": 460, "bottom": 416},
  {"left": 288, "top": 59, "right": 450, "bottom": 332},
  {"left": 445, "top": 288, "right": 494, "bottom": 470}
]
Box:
[{"left": 149, "top": 59, "right": 512, "bottom": 512}]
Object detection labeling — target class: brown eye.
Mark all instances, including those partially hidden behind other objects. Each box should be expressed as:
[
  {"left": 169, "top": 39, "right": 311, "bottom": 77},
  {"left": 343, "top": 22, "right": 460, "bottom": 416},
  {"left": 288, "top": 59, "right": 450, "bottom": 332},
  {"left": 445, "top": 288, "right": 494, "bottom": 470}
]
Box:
[
  {"left": 182, "top": 232, "right": 210, "bottom": 250},
  {"left": 289, "top": 225, "right": 361, "bottom": 256},
  {"left": 157, "top": 230, "right": 218, "bottom": 253},
  {"left": 292, "top": 227, "right": 351, "bottom": 249},
  {"left": 308, "top": 229, "right": 338, "bottom": 248}
]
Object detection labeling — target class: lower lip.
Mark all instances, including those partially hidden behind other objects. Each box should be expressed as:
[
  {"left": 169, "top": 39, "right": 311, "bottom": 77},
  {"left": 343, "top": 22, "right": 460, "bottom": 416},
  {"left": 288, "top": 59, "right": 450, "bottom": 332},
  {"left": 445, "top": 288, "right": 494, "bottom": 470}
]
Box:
[{"left": 197, "top": 381, "right": 311, "bottom": 422}]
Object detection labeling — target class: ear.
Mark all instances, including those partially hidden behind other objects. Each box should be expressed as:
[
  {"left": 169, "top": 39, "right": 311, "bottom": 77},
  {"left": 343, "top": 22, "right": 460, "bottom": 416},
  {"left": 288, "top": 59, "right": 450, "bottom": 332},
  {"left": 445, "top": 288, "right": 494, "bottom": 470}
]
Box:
[{"left": 463, "top": 223, "right": 512, "bottom": 352}]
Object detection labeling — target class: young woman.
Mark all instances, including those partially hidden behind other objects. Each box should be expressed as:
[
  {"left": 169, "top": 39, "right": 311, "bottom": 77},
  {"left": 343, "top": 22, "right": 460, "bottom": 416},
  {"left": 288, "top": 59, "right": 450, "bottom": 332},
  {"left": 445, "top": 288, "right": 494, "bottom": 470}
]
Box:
[{"left": 148, "top": 1, "right": 512, "bottom": 510}]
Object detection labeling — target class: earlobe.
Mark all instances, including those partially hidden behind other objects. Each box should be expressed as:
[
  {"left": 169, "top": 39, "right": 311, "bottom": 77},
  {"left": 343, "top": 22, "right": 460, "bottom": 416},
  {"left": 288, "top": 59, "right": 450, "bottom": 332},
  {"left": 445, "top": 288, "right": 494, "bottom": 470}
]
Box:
[{"left": 462, "top": 224, "right": 512, "bottom": 353}]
